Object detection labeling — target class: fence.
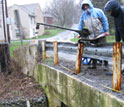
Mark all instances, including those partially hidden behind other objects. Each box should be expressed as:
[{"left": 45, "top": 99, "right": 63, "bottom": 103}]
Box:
[{"left": 38, "top": 40, "right": 123, "bottom": 91}]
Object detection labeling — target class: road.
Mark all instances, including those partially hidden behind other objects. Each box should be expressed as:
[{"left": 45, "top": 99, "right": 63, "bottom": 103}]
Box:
[
  {"left": 46, "top": 24, "right": 78, "bottom": 42},
  {"left": 46, "top": 31, "right": 74, "bottom": 42}
]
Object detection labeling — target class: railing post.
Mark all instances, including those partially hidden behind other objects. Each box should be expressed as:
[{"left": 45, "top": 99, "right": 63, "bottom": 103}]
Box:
[
  {"left": 113, "top": 42, "right": 122, "bottom": 90},
  {"left": 53, "top": 41, "right": 58, "bottom": 66},
  {"left": 42, "top": 40, "right": 46, "bottom": 60},
  {"left": 75, "top": 42, "right": 84, "bottom": 74}
]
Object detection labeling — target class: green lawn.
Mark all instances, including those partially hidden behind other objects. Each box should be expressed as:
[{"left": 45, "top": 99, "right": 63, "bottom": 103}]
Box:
[
  {"left": 32, "top": 29, "right": 63, "bottom": 39},
  {"left": 10, "top": 41, "right": 29, "bottom": 57},
  {"left": 10, "top": 29, "right": 63, "bottom": 57},
  {"left": 71, "top": 35, "right": 116, "bottom": 43},
  {"left": 106, "top": 35, "right": 115, "bottom": 43}
]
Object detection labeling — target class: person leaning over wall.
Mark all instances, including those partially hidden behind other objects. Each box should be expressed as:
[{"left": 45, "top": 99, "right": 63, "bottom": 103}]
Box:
[
  {"left": 104, "top": 0, "right": 124, "bottom": 42},
  {"left": 78, "top": 0, "right": 109, "bottom": 69}
]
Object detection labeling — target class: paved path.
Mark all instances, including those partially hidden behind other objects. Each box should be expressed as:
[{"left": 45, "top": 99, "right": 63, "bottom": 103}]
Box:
[
  {"left": 47, "top": 24, "right": 78, "bottom": 42},
  {"left": 46, "top": 31, "right": 74, "bottom": 42}
]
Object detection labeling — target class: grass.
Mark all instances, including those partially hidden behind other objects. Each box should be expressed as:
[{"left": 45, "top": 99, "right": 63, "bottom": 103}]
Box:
[
  {"left": 10, "top": 41, "right": 29, "bottom": 57},
  {"left": 71, "top": 35, "right": 79, "bottom": 42},
  {"left": 71, "top": 34, "right": 116, "bottom": 43},
  {"left": 11, "top": 29, "right": 64, "bottom": 42},
  {"left": 106, "top": 35, "right": 116, "bottom": 43},
  {"left": 32, "top": 29, "right": 63, "bottom": 39},
  {"left": 10, "top": 29, "right": 63, "bottom": 57}
]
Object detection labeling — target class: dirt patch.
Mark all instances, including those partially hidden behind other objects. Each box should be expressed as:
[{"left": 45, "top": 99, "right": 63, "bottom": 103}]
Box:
[
  {"left": 0, "top": 60, "right": 44, "bottom": 102},
  {"left": 42, "top": 58, "right": 124, "bottom": 100}
]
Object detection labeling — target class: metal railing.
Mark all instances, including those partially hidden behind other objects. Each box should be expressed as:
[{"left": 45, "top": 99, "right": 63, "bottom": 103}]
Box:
[{"left": 37, "top": 40, "right": 123, "bottom": 91}]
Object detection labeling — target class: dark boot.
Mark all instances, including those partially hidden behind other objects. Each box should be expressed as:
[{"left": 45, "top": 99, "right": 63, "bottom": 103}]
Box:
[
  {"left": 88, "top": 59, "right": 97, "bottom": 69},
  {"left": 104, "top": 61, "right": 108, "bottom": 71}
]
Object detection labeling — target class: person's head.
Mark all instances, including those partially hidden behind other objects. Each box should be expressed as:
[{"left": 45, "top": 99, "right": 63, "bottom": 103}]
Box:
[
  {"left": 104, "top": 0, "right": 121, "bottom": 17},
  {"left": 83, "top": 4, "right": 89, "bottom": 10},
  {"left": 81, "top": 0, "right": 93, "bottom": 10}
]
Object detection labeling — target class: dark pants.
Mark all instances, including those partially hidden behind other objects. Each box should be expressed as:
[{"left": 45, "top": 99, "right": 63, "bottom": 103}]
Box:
[
  {"left": 115, "top": 30, "right": 124, "bottom": 42},
  {"left": 90, "top": 36, "right": 106, "bottom": 44},
  {"left": 90, "top": 37, "right": 108, "bottom": 68}
]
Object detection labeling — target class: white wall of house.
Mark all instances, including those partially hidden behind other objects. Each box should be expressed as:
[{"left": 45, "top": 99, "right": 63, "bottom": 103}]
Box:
[
  {"left": 9, "top": 5, "right": 31, "bottom": 40},
  {"left": 8, "top": 4, "right": 44, "bottom": 40},
  {"left": 29, "top": 15, "right": 36, "bottom": 38},
  {"left": 35, "top": 5, "right": 44, "bottom": 36}
]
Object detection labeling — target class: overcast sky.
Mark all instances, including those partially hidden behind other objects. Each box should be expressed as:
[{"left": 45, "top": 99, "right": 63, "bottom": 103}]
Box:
[
  {"left": 7, "top": 0, "right": 51, "bottom": 9},
  {"left": 7, "top": 0, "right": 80, "bottom": 9}
]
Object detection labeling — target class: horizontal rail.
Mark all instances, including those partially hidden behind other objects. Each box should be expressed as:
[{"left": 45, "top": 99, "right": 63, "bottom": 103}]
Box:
[{"left": 38, "top": 41, "right": 124, "bottom": 62}]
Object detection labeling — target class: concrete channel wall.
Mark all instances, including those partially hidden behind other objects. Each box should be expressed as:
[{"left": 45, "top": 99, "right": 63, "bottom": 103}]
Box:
[
  {"left": 34, "top": 64, "right": 124, "bottom": 107},
  {"left": 13, "top": 44, "right": 124, "bottom": 107}
]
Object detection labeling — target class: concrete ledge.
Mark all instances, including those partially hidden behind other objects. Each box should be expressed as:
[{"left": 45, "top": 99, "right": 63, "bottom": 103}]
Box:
[{"left": 34, "top": 63, "right": 124, "bottom": 107}]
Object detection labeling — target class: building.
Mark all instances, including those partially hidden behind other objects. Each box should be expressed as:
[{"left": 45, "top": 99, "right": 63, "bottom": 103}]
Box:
[
  {"left": 8, "top": 3, "right": 44, "bottom": 40},
  {"left": 44, "top": 13, "right": 53, "bottom": 25},
  {"left": 43, "top": 13, "right": 53, "bottom": 29}
]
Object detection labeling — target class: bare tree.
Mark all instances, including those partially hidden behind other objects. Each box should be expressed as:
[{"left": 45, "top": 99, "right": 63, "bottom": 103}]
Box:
[{"left": 46, "top": 0, "right": 77, "bottom": 26}]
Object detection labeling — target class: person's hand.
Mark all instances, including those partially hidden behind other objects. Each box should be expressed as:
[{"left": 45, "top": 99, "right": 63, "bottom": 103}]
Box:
[
  {"left": 77, "top": 35, "right": 80, "bottom": 38},
  {"left": 105, "top": 32, "right": 109, "bottom": 36}
]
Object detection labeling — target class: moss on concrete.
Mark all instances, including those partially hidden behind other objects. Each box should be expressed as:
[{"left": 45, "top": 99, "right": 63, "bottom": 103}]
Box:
[{"left": 34, "top": 63, "right": 124, "bottom": 107}]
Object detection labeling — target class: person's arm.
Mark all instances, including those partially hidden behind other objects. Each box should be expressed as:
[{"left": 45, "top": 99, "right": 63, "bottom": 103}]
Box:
[
  {"left": 97, "top": 9, "right": 109, "bottom": 35},
  {"left": 115, "top": 21, "right": 121, "bottom": 42},
  {"left": 78, "top": 13, "right": 84, "bottom": 30},
  {"left": 77, "top": 13, "right": 84, "bottom": 38}
]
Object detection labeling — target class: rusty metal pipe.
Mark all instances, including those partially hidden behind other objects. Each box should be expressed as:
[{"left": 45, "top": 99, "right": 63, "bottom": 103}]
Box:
[
  {"left": 113, "top": 42, "right": 122, "bottom": 90},
  {"left": 75, "top": 42, "right": 84, "bottom": 74},
  {"left": 42, "top": 40, "right": 47, "bottom": 60},
  {"left": 53, "top": 41, "right": 58, "bottom": 66}
]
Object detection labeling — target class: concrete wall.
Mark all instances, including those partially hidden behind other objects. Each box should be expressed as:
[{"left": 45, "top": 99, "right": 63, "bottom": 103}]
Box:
[
  {"left": 13, "top": 44, "right": 124, "bottom": 107},
  {"left": 33, "top": 64, "right": 124, "bottom": 107},
  {"left": 13, "top": 45, "right": 39, "bottom": 75}
]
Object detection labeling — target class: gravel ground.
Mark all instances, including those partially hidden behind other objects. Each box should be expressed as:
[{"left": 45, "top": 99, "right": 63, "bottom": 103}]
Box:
[{"left": 0, "top": 60, "right": 47, "bottom": 106}]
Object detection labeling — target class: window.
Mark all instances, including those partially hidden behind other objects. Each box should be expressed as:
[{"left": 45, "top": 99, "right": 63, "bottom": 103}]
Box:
[
  {"left": 30, "top": 16, "right": 35, "bottom": 24},
  {"left": 15, "top": 28, "right": 20, "bottom": 37},
  {"left": 33, "top": 29, "right": 35, "bottom": 35}
]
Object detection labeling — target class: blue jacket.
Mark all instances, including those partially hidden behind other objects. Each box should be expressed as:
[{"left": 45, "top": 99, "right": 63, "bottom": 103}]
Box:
[{"left": 78, "top": 0, "right": 109, "bottom": 33}]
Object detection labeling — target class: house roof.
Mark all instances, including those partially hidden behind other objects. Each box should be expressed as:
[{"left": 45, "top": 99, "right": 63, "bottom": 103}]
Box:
[
  {"left": 43, "top": 12, "right": 53, "bottom": 18},
  {"left": 9, "top": 3, "right": 40, "bottom": 16},
  {"left": 44, "top": 13, "right": 53, "bottom": 18},
  {"left": 19, "top": 3, "right": 39, "bottom": 16}
]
